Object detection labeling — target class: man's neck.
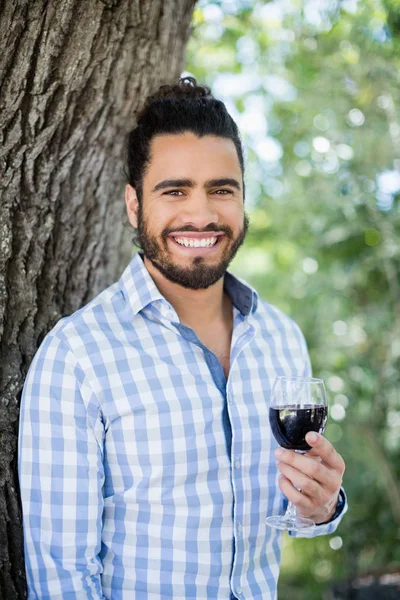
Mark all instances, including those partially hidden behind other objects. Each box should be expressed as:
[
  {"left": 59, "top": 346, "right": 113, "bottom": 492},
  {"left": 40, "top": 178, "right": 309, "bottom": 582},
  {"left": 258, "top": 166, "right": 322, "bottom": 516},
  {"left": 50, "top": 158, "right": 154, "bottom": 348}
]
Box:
[{"left": 143, "top": 256, "right": 231, "bottom": 328}]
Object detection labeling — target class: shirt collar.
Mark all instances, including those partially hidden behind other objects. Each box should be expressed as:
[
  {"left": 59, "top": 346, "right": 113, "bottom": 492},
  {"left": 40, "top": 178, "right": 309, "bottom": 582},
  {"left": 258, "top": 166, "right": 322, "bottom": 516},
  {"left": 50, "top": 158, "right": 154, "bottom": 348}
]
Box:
[
  {"left": 223, "top": 270, "right": 258, "bottom": 316},
  {"left": 119, "top": 251, "right": 258, "bottom": 319}
]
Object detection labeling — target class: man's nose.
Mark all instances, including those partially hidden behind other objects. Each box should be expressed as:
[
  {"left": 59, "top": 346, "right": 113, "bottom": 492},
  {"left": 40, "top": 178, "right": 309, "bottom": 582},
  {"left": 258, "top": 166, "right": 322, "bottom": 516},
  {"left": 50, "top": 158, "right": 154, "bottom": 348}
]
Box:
[{"left": 180, "top": 191, "right": 219, "bottom": 229}]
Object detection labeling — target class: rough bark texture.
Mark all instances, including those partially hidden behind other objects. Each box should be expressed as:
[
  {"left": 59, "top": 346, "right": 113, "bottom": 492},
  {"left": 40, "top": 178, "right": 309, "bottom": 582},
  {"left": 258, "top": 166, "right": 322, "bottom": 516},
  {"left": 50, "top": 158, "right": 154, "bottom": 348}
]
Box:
[{"left": 0, "top": 1, "right": 196, "bottom": 597}]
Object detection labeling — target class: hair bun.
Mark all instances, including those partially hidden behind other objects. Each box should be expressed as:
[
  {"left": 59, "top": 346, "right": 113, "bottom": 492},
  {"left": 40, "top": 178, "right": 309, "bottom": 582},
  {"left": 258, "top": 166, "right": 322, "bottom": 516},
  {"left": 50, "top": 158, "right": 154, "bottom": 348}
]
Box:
[{"left": 147, "top": 76, "right": 212, "bottom": 103}]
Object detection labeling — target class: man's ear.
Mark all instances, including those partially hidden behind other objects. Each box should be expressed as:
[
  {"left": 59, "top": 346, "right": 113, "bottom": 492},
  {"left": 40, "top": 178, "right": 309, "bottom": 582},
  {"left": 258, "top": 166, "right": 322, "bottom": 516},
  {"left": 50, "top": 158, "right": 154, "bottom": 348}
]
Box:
[{"left": 125, "top": 184, "right": 139, "bottom": 229}]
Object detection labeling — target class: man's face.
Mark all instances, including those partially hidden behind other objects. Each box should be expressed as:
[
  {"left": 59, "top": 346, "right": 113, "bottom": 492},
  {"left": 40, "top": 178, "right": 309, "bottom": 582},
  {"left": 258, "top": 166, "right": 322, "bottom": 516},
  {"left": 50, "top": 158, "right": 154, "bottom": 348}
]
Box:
[{"left": 126, "top": 132, "right": 249, "bottom": 290}]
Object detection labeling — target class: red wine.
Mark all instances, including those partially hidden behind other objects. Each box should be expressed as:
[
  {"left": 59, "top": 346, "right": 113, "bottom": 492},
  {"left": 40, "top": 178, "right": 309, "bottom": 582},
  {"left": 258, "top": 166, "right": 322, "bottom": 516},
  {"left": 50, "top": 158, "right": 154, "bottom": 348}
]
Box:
[{"left": 269, "top": 405, "right": 328, "bottom": 451}]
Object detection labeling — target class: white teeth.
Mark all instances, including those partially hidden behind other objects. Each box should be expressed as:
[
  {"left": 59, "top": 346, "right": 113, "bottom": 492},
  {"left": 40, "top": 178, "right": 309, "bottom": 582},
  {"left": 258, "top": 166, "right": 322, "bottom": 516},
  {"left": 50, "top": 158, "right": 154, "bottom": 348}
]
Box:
[{"left": 174, "top": 237, "right": 218, "bottom": 248}]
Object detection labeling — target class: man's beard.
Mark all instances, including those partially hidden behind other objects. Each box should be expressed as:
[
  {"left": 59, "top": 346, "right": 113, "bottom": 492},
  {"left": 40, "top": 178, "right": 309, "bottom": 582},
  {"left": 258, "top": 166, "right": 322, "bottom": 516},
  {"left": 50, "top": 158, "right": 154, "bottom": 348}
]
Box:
[{"left": 136, "top": 206, "right": 249, "bottom": 290}]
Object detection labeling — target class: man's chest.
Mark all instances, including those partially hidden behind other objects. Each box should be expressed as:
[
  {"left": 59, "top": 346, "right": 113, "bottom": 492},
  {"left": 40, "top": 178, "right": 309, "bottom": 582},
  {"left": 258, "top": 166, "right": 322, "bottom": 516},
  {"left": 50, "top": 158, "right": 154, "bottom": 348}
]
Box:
[
  {"left": 196, "top": 329, "right": 232, "bottom": 378},
  {"left": 86, "top": 314, "right": 306, "bottom": 425},
  {"left": 83, "top": 314, "right": 306, "bottom": 495}
]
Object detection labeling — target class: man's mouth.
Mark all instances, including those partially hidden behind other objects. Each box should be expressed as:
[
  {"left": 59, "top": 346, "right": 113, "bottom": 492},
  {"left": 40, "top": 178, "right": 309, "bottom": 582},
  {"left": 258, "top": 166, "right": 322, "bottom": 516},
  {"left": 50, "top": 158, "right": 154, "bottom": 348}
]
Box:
[{"left": 168, "top": 232, "right": 225, "bottom": 250}]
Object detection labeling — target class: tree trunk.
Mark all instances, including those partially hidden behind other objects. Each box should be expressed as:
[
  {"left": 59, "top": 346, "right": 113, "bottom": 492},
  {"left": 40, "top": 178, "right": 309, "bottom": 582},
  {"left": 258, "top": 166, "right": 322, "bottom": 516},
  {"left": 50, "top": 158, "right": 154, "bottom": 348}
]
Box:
[{"left": 0, "top": 1, "right": 196, "bottom": 596}]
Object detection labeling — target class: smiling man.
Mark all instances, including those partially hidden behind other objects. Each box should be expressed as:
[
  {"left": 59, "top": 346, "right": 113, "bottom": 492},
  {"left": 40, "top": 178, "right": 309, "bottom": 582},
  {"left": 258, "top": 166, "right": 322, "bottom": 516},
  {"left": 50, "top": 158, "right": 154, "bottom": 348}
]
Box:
[{"left": 18, "top": 77, "right": 347, "bottom": 600}]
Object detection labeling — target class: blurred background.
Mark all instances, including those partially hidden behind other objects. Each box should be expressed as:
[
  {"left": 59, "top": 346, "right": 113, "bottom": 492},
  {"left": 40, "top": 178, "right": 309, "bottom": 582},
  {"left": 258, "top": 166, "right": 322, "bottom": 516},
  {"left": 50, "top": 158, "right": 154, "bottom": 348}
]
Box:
[{"left": 186, "top": 0, "right": 400, "bottom": 598}]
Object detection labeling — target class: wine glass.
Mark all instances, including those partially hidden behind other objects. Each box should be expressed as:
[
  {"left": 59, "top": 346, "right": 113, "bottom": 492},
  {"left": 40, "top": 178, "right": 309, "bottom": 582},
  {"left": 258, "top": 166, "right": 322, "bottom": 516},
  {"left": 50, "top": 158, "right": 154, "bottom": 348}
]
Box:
[{"left": 265, "top": 376, "right": 328, "bottom": 532}]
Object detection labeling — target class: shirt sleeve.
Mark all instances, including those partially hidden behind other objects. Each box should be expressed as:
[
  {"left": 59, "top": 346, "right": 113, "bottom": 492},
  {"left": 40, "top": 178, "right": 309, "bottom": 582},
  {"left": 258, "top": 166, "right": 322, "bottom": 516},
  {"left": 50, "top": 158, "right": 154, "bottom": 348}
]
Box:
[{"left": 18, "top": 333, "right": 106, "bottom": 599}]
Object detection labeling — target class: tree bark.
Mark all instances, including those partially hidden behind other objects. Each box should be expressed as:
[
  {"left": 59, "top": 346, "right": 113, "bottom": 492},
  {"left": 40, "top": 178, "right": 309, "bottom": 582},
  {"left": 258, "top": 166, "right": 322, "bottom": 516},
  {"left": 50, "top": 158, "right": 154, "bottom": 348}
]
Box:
[{"left": 0, "top": 1, "right": 196, "bottom": 596}]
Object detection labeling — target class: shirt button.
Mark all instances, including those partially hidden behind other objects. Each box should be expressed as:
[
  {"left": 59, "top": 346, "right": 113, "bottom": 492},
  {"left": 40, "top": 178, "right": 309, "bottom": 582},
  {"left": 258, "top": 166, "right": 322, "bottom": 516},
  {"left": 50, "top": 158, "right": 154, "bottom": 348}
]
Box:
[
  {"left": 238, "top": 523, "right": 243, "bottom": 534},
  {"left": 236, "top": 586, "right": 243, "bottom": 596},
  {"left": 234, "top": 458, "right": 241, "bottom": 469}
]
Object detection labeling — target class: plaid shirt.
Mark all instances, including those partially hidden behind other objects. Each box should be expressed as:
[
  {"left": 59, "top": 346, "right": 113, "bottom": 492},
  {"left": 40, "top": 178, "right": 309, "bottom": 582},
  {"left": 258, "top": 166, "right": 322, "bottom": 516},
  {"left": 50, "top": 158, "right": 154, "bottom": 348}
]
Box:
[{"left": 18, "top": 252, "right": 347, "bottom": 599}]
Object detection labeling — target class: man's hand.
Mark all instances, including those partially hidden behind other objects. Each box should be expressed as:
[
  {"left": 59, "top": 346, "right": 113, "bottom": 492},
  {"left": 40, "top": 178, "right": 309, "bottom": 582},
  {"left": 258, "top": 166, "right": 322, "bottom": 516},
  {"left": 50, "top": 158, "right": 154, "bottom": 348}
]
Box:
[{"left": 274, "top": 432, "right": 345, "bottom": 524}]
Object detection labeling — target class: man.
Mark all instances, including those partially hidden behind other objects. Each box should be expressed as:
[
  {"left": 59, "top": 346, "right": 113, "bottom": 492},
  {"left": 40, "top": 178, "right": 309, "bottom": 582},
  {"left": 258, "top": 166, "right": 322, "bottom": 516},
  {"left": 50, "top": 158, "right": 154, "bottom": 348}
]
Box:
[{"left": 19, "top": 77, "right": 347, "bottom": 599}]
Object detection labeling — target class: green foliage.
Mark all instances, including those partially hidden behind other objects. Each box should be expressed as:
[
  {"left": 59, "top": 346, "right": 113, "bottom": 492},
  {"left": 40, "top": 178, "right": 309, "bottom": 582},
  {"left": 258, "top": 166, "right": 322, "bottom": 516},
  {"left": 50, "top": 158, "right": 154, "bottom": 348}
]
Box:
[{"left": 186, "top": 0, "right": 400, "bottom": 596}]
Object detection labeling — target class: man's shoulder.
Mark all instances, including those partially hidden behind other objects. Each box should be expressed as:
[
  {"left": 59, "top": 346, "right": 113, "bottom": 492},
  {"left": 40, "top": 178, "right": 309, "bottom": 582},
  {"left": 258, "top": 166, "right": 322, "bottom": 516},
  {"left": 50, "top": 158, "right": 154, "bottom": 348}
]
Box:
[
  {"left": 249, "top": 296, "right": 310, "bottom": 370},
  {"left": 45, "top": 278, "right": 125, "bottom": 351},
  {"left": 256, "top": 296, "right": 301, "bottom": 329},
  {"left": 249, "top": 291, "right": 308, "bottom": 352}
]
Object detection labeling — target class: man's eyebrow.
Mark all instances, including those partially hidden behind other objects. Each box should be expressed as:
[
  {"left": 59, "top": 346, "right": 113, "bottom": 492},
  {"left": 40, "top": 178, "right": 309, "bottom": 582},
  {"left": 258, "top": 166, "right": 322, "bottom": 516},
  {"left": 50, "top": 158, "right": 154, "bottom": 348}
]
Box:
[
  {"left": 152, "top": 178, "right": 195, "bottom": 193},
  {"left": 205, "top": 178, "right": 241, "bottom": 191},
  {"left": 152, "top": 177, "right": 241, "bottom": 193}
]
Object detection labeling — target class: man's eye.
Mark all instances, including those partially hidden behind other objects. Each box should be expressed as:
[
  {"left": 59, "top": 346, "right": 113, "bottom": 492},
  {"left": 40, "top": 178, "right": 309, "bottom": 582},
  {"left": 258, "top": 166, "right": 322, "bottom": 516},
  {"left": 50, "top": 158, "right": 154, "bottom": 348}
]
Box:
[
  {"left": 163, "top": 189, "right": 233, "bottom": 196},
  {"left": 164, "top": 190, "right": 184, "bottom": 196}
]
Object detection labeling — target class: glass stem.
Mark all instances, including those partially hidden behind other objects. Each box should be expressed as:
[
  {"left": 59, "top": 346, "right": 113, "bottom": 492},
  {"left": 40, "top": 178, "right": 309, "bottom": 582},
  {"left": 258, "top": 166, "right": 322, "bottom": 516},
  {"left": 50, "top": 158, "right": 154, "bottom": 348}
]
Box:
[{"left": 284, "top": 500, "right": 297, "bottom": 520}]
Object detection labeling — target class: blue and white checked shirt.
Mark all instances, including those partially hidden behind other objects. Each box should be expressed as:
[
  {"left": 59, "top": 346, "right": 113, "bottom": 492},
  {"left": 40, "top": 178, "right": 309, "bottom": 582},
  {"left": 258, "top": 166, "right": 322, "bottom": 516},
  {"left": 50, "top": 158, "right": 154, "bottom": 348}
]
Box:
[{"left": 19, "top": 251, "right": 347, "bottom": 599}]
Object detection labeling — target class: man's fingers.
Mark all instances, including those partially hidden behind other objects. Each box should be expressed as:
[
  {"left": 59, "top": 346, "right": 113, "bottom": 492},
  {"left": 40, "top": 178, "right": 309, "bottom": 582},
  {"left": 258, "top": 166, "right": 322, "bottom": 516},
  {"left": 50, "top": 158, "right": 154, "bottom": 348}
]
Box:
[
  {"left": 278, "top": 474, "right": 341, "bottom": 524},
  {"left": 278, "top": 475, "right": 313, "bottom": 511},
  {"left": 304, "top": 432, "right": 346, "bottom": 474},
  {"left": 274, "top": 447, "right": 343, "bottom": 491},
  {"left": 276, "top": 459, "right": 340, "bottom": 499},
  {"left": 276, "top": 461, "right": 324, "bottom": 501}
]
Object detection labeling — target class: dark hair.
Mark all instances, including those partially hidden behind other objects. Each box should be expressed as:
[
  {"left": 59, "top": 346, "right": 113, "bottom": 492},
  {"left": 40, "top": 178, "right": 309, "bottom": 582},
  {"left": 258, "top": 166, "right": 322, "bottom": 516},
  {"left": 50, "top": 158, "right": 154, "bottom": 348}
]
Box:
[{"left": 126, "top": 76, "right": 245, "bottom": 204}]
